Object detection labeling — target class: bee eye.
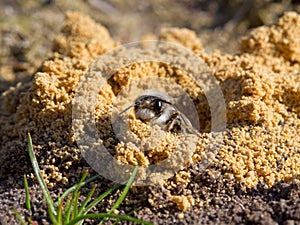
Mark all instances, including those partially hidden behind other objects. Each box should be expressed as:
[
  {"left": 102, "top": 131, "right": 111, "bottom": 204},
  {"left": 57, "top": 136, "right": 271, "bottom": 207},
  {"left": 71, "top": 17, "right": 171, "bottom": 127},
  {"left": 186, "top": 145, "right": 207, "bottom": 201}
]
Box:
[{"left": 153, "top": 100, "right": 162, "bottom": 111}]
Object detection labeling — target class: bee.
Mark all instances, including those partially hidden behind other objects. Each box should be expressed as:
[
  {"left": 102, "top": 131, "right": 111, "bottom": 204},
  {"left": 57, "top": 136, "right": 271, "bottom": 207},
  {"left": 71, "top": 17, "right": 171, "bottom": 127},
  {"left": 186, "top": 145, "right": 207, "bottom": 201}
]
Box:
[{"left": 120, "top": 90, "right": 200, "bottom": 135}]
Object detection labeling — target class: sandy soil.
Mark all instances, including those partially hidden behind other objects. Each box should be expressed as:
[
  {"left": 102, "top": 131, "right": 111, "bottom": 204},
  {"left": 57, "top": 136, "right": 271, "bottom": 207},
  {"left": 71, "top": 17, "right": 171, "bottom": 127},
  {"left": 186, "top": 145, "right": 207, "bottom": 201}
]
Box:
[{"left": 0, "top": 1, "right": 300, "bottom": 225}]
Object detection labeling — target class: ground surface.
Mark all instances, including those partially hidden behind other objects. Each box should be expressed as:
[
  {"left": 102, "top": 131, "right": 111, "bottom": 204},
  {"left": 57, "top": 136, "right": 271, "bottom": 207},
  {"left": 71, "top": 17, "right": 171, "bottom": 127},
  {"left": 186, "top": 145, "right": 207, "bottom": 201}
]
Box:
[{"left": 0, "top": 1, "right": 300, "bottom": 225}]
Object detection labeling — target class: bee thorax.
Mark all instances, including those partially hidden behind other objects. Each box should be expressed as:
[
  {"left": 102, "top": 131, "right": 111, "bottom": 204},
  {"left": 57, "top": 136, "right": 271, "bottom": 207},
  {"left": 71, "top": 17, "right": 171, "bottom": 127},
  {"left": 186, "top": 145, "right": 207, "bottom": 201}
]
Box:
[{"left": 152, "top": 107, "right": 175, "bottom": 125}]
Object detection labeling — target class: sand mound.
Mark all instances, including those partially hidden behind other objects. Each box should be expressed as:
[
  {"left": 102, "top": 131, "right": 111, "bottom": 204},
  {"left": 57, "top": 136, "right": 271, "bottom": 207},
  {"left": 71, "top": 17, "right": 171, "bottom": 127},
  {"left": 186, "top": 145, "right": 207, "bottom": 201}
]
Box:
[{"left": 0, "top": 11, "right": 299, "bottom": 213}]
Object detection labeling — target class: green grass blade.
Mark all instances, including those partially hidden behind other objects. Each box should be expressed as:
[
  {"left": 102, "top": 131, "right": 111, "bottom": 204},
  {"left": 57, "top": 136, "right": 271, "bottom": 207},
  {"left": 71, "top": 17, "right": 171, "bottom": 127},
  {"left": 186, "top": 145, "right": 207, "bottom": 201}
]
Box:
[
  {"left": 27, "top": 133, "right": 56, "bottom": 216},
  {"left": 66, "top": 213, "right": 153, "bottom": 225},
  {"left": 14, "top": 209, "right": 27, "bottom": 225},
  {"left": 57, "top": 194, "right": 61, "bottom": 206},
  {"left": 71, "top": 191, "right": 80, "bottom": 219},
  {"left": 66, "top": 171, "right": 87, "bottom": 219},
  {"left": 27, "top": 217, "right": 36, "bottom": 225},
  {"left": 100, "top": 164, "right": 139, "bottom": 224},
  {"left": 78, "top": 185, "right": 96, "bottom": 215},
  {"left": 57, "top": 198, "right": 64, "bottom": 225},
  {"left": 60, "top": 174, "right": 99, "bottom": 201},
  {"left": 75, "top": 171, "right": 89, "bottom": 191},
  {"left": 82, "top": 182, "right": 122, "bottom": 214},
  {"left": 48, "top": 206, "right": 58, "bottom": 225},
  {"left": 112, "top": 207, "right": 142, "bottom": 225},
  {"left": 63, "top": 195, "right": 73, "bottom": 223},
  {"left": 110, "top": 164, "right": 139, "bottom": 210},
  {"left": 23, "top": 175, "right": 31, "bottom": 211}
]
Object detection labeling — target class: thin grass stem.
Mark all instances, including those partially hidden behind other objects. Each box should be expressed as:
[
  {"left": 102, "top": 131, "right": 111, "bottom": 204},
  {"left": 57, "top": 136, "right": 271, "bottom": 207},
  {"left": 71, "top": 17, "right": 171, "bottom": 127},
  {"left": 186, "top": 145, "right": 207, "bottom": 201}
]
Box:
[
  {"left": 100, "top": 164, "right": 139, "bottom": 224},
  {"left": 66, "top": 213, "right": 153, "bottom": 225},
  {"left": 27, "top": 133, "right": 56, "bottom": 216},
  {"left": 78, "top": 185, "right": 96, "bottom": 215},
  {"left": 60, "top": 174, "right": 99, "bottom": 200},
  {"left": 23, "top": 175, "right": 31, "bottom": 211},
  {"left": 14, "top": 209, "right": 27, "bottom": 225},
  {"left": 83, "top": 183, "right": 122, "bottom": 214}
]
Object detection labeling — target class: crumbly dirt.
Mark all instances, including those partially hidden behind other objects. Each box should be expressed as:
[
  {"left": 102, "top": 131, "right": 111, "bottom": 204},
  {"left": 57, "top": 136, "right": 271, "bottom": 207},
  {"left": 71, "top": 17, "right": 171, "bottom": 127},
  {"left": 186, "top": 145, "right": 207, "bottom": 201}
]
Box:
[{"left": 0, "top": 7, "right": 300, "bottom": 225}]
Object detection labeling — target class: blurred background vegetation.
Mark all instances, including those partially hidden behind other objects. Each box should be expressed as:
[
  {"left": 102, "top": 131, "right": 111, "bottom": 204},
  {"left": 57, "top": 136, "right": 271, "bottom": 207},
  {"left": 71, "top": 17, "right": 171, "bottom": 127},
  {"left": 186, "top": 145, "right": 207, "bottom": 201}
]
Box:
[{"left": 0, "top": 0, "right": 299, "bottom": 93}]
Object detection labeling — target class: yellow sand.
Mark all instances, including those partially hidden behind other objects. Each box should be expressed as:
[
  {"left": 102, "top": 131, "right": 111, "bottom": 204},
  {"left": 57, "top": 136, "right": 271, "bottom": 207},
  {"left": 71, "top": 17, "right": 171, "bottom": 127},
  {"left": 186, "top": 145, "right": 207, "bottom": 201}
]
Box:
[{"left": 1, "top": 11, "right": 299, "bottom": 211}]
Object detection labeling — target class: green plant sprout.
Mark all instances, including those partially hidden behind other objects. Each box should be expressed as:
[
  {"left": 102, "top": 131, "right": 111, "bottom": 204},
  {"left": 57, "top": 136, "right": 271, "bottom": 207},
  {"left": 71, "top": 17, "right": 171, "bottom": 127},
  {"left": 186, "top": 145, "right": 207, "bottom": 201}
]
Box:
[
  {"left": 15, "top": 133, "right": 153, "bottom": 225},
  {"left": 23, "top": 175, "right": 31, "bottom": 211}
]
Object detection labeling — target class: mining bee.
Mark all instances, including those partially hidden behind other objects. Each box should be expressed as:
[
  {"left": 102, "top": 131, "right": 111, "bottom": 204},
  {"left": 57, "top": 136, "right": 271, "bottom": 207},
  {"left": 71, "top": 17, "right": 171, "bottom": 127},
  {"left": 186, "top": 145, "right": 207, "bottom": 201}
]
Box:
[{"left": 120, "top": 90, "right": 200, "bottom": 135}]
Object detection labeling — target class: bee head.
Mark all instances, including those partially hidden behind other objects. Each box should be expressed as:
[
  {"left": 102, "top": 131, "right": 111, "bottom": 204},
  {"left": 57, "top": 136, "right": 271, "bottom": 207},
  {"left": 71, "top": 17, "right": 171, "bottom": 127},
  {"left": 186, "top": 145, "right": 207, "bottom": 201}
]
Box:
[
  {"left": 119, "top": 89, "right": 172, "bottom": 122},
  {"left": 134, "top": 95, "right": 171, "bottom": 122}
]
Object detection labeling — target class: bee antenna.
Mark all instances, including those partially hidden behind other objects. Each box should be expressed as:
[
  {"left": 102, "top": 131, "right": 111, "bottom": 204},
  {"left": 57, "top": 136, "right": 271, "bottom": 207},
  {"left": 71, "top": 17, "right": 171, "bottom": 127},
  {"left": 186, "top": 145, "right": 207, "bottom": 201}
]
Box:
[{"left": 119, "top": 104, "right": 135, "bottom": 115}]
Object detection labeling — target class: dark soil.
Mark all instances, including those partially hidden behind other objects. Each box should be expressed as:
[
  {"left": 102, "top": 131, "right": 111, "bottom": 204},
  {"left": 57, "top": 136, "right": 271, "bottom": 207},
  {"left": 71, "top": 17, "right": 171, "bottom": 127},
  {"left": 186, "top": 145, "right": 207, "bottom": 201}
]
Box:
[{"left": 0, "top": 1, "right": 300, "bottom": 225}]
